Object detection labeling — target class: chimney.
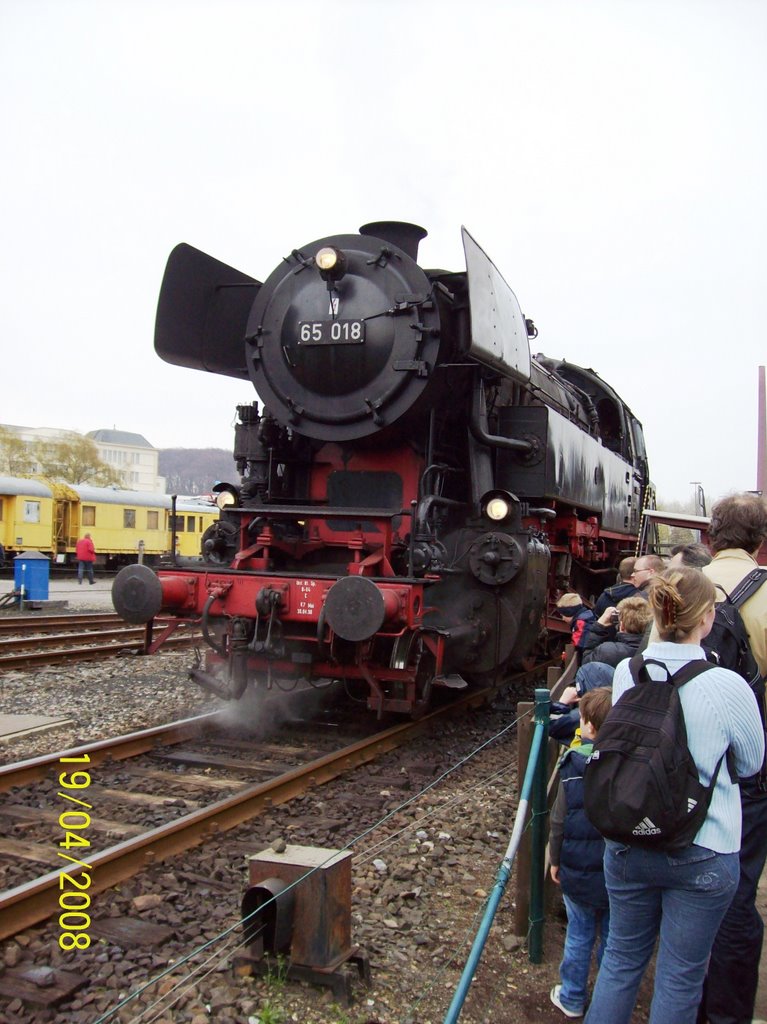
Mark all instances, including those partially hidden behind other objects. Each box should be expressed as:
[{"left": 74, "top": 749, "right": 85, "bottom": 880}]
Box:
[{"left": 358, "top": 222, "right": 427, "bottom": 262}]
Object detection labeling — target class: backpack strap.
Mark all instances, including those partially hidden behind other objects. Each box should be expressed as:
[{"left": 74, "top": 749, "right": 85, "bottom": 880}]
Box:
[
  {"left": 728, "top": 568, "right": 767, "bottom": 610},
  {"left": 667, "top": 660, "right": 716, "bottom": 687},
  {"left": 628, "top": 653, "right": 675, "bottom": 685},
  {"left": 708, "top": 750, "right": 729, "bottom": 794},
  {"left": 628, "top": 651, "right": 659, "bottom": 685},
  {"left": 628, "top": 652, "right": 714, "bottom": 688}
]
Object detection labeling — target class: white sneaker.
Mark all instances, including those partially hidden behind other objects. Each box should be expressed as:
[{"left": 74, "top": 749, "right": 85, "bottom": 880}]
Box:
[{"left": 550, "top": 984, "right": 584, "bottom": 1018}]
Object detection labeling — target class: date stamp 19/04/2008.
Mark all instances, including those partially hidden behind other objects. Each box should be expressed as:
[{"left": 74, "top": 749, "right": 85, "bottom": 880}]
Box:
[{"left": 57, "top": 755, "right": 93, "bottom": 951}]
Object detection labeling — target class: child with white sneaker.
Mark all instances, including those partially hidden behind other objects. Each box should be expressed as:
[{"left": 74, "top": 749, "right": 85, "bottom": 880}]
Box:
[{"left": 548, "top": 687, "right": 612, "bottom": 1018}]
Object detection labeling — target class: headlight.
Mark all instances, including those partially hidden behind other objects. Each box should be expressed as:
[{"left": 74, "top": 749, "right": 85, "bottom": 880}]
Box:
[
  {"left": 212, "top": 482, "right": 240, "bottom": 510},
  {"left": 316, "top": 247, "right": 339, "bottom": 271},
  {"left": 315, "top": 246, "right": 347, "bottom": 281},
  {"left": 215, "top": 491, "right": 236, "bottom": 510},
  {"left": 486, "top": 497, "right": 510, "bottom": 521},
  {"left": 480, "top": 489, "right": 517, "bottom": 522}
]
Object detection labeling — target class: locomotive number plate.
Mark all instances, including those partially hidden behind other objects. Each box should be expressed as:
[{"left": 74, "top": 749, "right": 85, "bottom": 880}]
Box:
[{"left": 298, "top": 319, "right": 365, "bottom": 346}]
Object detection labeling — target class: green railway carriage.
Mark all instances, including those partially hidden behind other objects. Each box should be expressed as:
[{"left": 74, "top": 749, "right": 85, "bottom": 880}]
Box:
[{"left": 0, "top": 476, "right": 217, "bottom": 566}]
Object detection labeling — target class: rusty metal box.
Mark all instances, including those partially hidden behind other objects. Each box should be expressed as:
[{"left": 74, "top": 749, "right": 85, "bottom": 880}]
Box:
[{"left": 247, "top": 844, "right": 352, "bottom": 968}]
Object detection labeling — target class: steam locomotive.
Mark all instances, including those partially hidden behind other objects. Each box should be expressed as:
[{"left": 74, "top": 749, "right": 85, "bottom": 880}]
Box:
[{"left": 113, "top": 222, "right": 651, "bottom": 716}]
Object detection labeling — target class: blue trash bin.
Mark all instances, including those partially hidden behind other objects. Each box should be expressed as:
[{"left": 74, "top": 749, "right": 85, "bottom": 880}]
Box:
[{"left": 14, "top": 551, "right": 51, "bottom": 602}]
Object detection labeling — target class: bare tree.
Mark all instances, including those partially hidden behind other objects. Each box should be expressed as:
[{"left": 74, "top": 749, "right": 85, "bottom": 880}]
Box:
[
  {"left": 33, "top": 433, "right": 121, "bottom": 485},
  {"left": 0, "top": 426, "right": 35, "bottom": 476}
]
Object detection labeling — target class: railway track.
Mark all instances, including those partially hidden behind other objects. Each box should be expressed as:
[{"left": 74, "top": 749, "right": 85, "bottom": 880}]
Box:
[
  {"left": 0, "top": 613, "right": 126, "bottom": 634},
  {"left": 0, "top": 663, "right": 553, "bottom": 942},
  {"left": 0, "top": 712, "right": 220, "bottom": 792},
  {"left": 0, "top": 616, "right": 198, "bottom": 669}
]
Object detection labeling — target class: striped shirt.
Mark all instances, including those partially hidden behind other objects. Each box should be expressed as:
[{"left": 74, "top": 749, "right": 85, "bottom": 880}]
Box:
[{"left": 612, "top": 642, "right": 764, "bottom": 853}]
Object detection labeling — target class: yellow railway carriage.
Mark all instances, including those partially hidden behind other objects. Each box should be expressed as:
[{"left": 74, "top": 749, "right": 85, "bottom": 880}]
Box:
[
  {"left": 171, "top": 503, "right": 219, "bottom": 558},
  {"left": 73, "top": 484, "right": 175, "bottom": 563},
  {"left": 0, "top": 477, "right": 217, "bottom": 566},
  {"left": 0, "top": 477, "right": 58, "bottom": 555}
]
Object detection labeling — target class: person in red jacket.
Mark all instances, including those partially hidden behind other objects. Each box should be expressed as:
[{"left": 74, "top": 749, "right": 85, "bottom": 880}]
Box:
[{"left": 75, "top": 533, "right": 96, "bottom": 585}]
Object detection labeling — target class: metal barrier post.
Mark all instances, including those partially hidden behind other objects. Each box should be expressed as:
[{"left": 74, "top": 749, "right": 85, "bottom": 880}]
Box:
[
  {"left": 443, "top": 706, "right": 548, "bottom": 1024},
  {"left": 514, "top": 703, "right": 533, "bottom": 936},
  {"left": 528, "top": 687, "right": 550, "bottom": 963}
]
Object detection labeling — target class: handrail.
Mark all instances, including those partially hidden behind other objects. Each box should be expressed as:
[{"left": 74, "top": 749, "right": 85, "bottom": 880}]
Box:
[{"left": 443, "top": 688, "right": 551, "bottom": 1023}]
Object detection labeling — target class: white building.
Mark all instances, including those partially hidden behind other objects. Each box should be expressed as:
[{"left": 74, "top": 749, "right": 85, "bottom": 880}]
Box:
[
  {"left": 0, "top": 424, "right": 166, "bottom": 493},
  {"left": 86, "top": 429, "right": 166, "bottom": 492}
]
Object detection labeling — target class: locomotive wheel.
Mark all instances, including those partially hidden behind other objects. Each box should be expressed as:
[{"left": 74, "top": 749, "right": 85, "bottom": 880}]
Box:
[
  {"left": 390, "top": 631, "right": 416, "bottom": 671},
  {"left": 410, "top": 637, "right": 435, "bottom": 719},
  {"left": 390, "top": 631, "right": 435, "bottom": 717}
]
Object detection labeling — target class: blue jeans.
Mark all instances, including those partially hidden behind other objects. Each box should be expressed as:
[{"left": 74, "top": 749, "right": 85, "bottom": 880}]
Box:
[
  {"left": 78, "top": 560, "right": 94, "bottom": 584},
  {"left": 699, "top": 784, "right": 767, "bottom": 1024},
  {"left": 559, "top": 894, "right": 609, "bottom": 1013},
  {"left": 584, "top": 842, "right": 739, "bottom": 1024}
]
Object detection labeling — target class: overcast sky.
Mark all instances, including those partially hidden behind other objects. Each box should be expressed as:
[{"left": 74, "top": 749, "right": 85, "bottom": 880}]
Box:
[{"left": 2, "top": 0, "right": 765, "bottom": 505}]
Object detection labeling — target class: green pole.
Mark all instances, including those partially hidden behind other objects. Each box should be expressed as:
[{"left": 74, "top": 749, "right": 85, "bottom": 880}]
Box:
[
  {"left": 443, "top": 712, "right": 547, "bottom": 1024},
  {"left": 528, "top": 686, "right": 550, "bottom": 963}
]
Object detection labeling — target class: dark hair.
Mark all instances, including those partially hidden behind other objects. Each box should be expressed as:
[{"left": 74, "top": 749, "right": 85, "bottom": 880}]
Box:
[
  {"left": 709, "top": 494, "right": 767, "bottom": 554},
  {"left": 669, "top": 542, "right": 712, "bottom": 568},
  {"left": 580, "top": 687, "right": 612, "bottom": 733},
  {"left": 648, "top": 567, "right": 716, "bottom": 642}
]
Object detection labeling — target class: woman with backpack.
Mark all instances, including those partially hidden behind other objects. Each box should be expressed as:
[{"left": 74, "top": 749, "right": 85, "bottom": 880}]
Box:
[{"left": 584, "top": 567, "right": 764, "bottom": 1024}]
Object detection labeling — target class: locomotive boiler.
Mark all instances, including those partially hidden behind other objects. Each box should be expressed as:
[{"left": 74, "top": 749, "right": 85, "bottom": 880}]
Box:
[{"left": 113, "top": 222, "right": 651, "bottom": 716}]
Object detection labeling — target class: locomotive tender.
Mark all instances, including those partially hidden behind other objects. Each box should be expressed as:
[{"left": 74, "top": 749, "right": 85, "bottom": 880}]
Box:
[{"left": 113, "top": 222, "right": 651, "bottom": 716}]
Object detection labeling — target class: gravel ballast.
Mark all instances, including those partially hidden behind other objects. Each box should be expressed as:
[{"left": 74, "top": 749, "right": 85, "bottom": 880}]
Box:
[{"left": 0, "top": 644, "right": 659, "bottom": 1024}]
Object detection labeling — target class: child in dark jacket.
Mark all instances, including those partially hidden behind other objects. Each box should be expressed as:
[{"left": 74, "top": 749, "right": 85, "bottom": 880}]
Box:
[
  {"left": 555, "top": 593, "right": 595, "bottom": 665},
  {"left": 580, "top": 597, "right": 652, "bottom": 668},
  {"left": 548, "top": 687, "right": 613, "bottom": 1018}
]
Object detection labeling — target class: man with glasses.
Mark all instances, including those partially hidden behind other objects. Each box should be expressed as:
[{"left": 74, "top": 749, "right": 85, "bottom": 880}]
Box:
[{"left": 630, "top": 554, "right": 665, "bottom": 593}]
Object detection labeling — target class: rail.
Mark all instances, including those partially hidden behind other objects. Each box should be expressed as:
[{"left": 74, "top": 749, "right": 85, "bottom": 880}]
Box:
[
  {"left": 0, "top": 624, "right": 197, "bottom": 669},
  {"left": 0, "top": 713, "right": 221, "bottom": 792},
  {"left": 0, "top": 613, "right": 126, "bottom": 633},
  {"left": 0, "top": 660, "right": 555, "bottom": 942},
  {"left": 0, "top": 683, "right": 505, "bottom": 940}
]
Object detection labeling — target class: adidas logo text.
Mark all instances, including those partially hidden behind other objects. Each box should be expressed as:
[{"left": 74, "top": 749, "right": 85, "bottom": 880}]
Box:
[{"left": 632, "top": 816, "right": 662, "bottom": 837}]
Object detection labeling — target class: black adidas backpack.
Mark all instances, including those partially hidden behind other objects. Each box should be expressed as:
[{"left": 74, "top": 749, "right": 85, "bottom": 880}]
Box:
[{"left": 583, "top": 653, "right": 722, "bottom": 852}]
